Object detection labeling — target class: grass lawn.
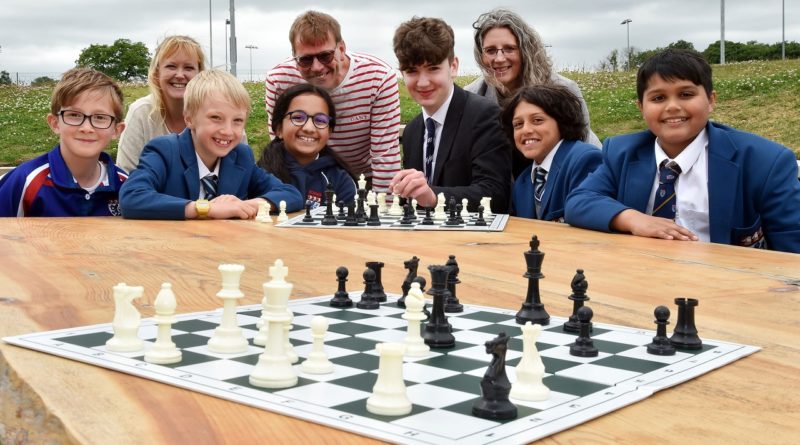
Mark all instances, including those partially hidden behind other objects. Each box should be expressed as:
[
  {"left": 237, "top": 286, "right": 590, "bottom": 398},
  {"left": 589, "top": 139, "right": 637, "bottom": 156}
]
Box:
[{"left": 1, "top": 58, "right": 798, "bottom": 166}]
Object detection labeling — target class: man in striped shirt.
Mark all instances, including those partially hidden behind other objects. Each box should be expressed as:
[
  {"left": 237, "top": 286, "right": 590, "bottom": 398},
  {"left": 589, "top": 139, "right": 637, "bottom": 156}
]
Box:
[{"left": 265, "top": 10, "right": 401, "bottom": 194}]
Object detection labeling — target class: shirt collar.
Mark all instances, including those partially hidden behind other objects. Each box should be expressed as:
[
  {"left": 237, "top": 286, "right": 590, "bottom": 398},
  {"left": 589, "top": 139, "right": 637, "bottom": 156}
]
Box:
[
  {"left": 530, "top": 139, "right": 563, "bottom": 181},
  {"left": 654, "top": 128, "right": 708, "bottom": 173},
  {"left": 195, "top": 152, "right": 220, "bottom": 178},
  {"left": 421, "top": 86, "right": 455, "bottom": 127}
]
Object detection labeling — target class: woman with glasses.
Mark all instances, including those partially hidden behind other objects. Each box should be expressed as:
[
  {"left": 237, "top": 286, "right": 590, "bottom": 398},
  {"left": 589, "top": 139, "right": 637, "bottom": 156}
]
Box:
[
  {"left": 116, "top": 36, "right": 205, "bottom": 173},
  {"left": 466, "top": 8, "right": 600, "bottom": 178},
  {"left": 258, "top": 84, "right": 356, "bottom": 209}
]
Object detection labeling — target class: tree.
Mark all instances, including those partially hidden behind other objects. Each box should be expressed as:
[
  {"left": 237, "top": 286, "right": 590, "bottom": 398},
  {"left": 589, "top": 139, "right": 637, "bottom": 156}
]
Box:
[
  {"left": 598, "top": 49, "right": 620, "bottom": 72},
  {"left": 75, "top": 39, "right": 151, "bottom": 81},
  {"left": 0, "top": 70, "right": 11, "bottom": 85},
  {"left": 32, "top": 76, "right": 56, "bottom": 86}
]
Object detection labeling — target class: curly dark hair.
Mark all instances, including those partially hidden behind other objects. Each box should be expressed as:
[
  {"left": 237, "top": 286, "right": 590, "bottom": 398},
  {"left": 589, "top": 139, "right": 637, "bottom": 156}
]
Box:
[
  {"left": 393, "top": 17, "right": 454, "bottom": 71},
  {"left": 501, "top": 84, "right": 587, "bottom": 143},
  {"left": 258, "top": 83, "right": 339, "bottom": 184}
]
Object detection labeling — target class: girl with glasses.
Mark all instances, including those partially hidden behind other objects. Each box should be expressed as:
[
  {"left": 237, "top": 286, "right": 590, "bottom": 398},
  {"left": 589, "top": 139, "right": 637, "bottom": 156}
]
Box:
[{"left": 258, "top": 84, "right": 356, "bottom": 209}]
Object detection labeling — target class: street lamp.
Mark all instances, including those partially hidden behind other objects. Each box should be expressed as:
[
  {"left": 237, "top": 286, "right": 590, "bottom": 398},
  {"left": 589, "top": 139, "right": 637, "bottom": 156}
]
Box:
[
  {"left": 224, "top": 19, "right": 230, "bottom": 72},
  {"left": 245, "top": 45, "right": 258, "bottom": 82},
  {"left": 209, "top": 0, "right": 213, "bottom": 68},
  {"left": 620, "top": 19, "right": 632, "bottom": 70}
]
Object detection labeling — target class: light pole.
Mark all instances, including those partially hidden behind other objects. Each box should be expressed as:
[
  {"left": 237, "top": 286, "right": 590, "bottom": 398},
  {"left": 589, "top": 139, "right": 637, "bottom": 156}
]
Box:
[
  {"left": 782, "top": 0, "right": 786, "bottom": 60},
  {"left": 720, "top": 0, "right": 726, "bottom": 64},
  {"left": 229, "top": 0, "right": 237, "bottom": 77},
  {"left": 209, "top": 0, "right": 213, "bottom": 68},
  {"left": 224, "top": 19, "right": 230, "bottom": 72},
  {"left": 245, "top": 45, "right": 258, "bottom": 82},
  {"left": 620, "top": 19, "right": 632, "bottom": 70}
]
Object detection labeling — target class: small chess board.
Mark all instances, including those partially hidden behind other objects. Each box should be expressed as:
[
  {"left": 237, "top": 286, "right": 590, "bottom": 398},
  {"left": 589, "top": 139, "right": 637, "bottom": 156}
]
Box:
[
  {"left": 275, "top": 207, "right": 509, "bottom": 231},
  {"left": 2, "top": 295, "right": 758, "bottom": 444}
]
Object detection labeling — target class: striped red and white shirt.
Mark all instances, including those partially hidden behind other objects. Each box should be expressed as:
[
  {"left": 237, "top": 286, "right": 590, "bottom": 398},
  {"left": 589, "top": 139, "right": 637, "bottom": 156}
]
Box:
[{"left": 265, "top": 52, "right": 402, "bottom": 194}]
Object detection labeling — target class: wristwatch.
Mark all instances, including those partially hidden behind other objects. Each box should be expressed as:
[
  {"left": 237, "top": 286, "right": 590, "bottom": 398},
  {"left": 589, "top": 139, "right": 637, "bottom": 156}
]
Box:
[{"left": 195, "top": 199, "right": 211, "bottom": 219}]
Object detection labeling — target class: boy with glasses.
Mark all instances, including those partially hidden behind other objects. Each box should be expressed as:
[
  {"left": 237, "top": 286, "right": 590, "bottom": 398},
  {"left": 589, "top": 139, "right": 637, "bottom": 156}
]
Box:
[
  {"left": 265, "top": 10, "right": 401, "bottom": 196},
  {"left": 0, "top": 68, "right": 128, "bottom": 216}
]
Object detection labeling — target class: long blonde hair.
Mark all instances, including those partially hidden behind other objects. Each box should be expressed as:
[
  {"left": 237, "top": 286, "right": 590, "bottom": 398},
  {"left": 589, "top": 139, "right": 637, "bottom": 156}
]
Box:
[
  {"left": 472, "top": 8, "right": 552, "bottom": 96},
  {"left": 147, "top": 35, "right": 206, "bottom": 122}
]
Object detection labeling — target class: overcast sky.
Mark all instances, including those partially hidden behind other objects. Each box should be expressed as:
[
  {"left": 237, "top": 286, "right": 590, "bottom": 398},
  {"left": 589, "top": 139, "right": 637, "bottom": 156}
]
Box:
[{"left": 1, "top": 0, "right": 797, "bottom": 82}]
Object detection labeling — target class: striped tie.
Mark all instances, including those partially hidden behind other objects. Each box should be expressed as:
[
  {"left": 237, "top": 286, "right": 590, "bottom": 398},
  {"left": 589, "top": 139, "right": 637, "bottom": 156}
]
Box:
[
  {"left": 534, "top": 167, "right": 547, "bottom": 218},
  {"left": 652, "top": 160, "right": 681, "bottom": 219},
  {"left": 424, "top": 117, "right": 436, "bottom": 184},
  {"left": 201, "top": 174, "right": 218, "bottom": 200}
]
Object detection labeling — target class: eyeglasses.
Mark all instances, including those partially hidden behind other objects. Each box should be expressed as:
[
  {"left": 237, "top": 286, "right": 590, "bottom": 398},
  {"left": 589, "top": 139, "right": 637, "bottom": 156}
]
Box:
[
  {"left": 58, "top": 110, "right": 116, "bottom": 129},
  {"left": 294, "top": 48, "right": 337, "bottom": 68},
  {"left": 285, "top": 110, "right": 334, "bottom": 129},
  {"left": 482, "top": 46, "right": 519, "bottom": 58}
]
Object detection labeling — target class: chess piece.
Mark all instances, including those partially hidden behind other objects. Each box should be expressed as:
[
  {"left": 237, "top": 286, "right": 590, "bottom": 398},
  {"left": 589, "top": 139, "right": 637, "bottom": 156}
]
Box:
[
  {"left": 412, "top": 276, "right": 430, "bottom": 320},
  {"left": 336, "top": 200, "right": 347, "bottom": 221},
  {"left": 444, "top": 197, "right": 459, "bottom": 226},
  {"left": 474, "top": 205, "right": 487, "bottom": 226},
  {"left": 366, "top": 343, "right": 412, "bottom": 416},
  {"left": 480, "top": 197, "right": 493, "bottom": 217},
  {"left": 398, "top": 256, "right": 420, "bottom": 308},
  {"left": 433, "top": 193, "right": 446, "bottom": 219},
  {"left": 472, "top": 332, "right": 517, "bottom": 420},
  {"left": 399, "top": 203, "right": 414, "bottom": 225},
  {"left": 367, "top": 204, "right": 381, "bottom": 226},
  {"left": 302, "top": 203, "right": 314, "bottom": 222},
  {"left": 357, "top": 173, "right": 368, "bottom": 190},
  {"left": 106, "top": 283, "right": 144, "bottom": 352},
  {"left": 510, "top": 322, "right": 549, "bottom": 401},
  {"left": 422, "top": 264, "right": 455, "bottom": 348},
  {"left": 256, "top": 200, "right": 272, "bottom": 223},
  {"left": 460, "top": 198, "right": 470, "bottom": 219},
  {"left": 207, "top": 264, "right": 249, "bottom": 353},
  {"left": 250, "top": 260, "right": 298, "bottom": 388},
  {"left": 366, "top": 190, "right": 376, "bottom": 206},
  {"left": 357, "top": 268, "right": 380, "bottom": 309},
  {"left": 300, "top": 316, "right": 334, "bottom": 374},
  {"left": 420, "top": 207, "right": 434, "bottom": 225},
  {"left": 377, "top": 192, "right": 388, "bottom": 214},
  {"left": 356, "top": 189, "right": 367, "bottom": 223},
  {"left": 366, "top": 261, "right": 387, "bottom": 302},
  {"left": 647, "top": 306, "right": 676, "bottom": 355},
  {"left": 569, "top": 306, "right": 598, "bottom": 357},
  {"left": 402, "top": 283, "right": 430, "bottom": 357},
  {"left": 330, "top": 266, "right": 354, "bottom": 307},
  {"left": 444, "top": 255, "right": 463, "bottom": 313},
  {"left": 388, "top": 195, "right": 403, "bottom": 216},
  {"left": 455, "top": 203, "right": 464, "bottom": 224},
  {"left": 144, "top": 283, "right": 182, "bottom": 364},
  {"left": 563, "top": 269, "right": 590, "bottom": 333},
  {"left": 344, "top": 202, "right": 359, "bottom": 226},
  {"left": 277, "top": 200, "right": 289, "bottom": 222},
  {"left": 321, "top": 186, "right": 338, "bottom": 226},
  {"left": 670, "top": 298, "right": 702, "bottom": 350},
  {"left": 515, "top": 235, "right": 550, "bottom": 325}
]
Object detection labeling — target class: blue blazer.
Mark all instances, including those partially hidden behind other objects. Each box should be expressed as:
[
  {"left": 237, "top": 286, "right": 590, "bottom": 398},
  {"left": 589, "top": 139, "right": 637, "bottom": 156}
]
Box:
[
  {"left": 565, "top": 122, "right": 800, "bottom": 253},
  {"left": 513, "top": 140, "right": 601, "bottom": 221},
  {"left": 120, "top": 130, "right": 303, "bottom": 220}
]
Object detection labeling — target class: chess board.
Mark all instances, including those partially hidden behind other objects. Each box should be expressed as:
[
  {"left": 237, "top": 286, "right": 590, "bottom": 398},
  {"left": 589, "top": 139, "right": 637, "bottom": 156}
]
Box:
[
  {"left": 3, "top": 295, "right": 758, "bottom": 445},
  {"left": 275, "top": 207, "right": 509, "bottom": 231}
]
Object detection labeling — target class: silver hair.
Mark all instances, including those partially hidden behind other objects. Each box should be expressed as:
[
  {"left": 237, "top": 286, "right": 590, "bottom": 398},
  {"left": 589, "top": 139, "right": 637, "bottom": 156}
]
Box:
[{"left": 472, "top": 8, "right": 553, "bottom": 96}]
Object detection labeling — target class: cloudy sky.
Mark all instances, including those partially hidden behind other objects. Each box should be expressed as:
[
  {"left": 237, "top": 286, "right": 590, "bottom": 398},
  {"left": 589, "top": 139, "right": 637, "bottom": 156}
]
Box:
[{"left": 1, "top": 0, "right": 797, "bottom": 82}]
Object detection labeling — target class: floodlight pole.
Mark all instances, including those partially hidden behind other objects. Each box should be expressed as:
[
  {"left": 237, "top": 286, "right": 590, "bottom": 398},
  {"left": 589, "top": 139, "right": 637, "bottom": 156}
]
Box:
[
  {"left": 209, "top": 0, "right": 213, "bottom": 67},
  {"left": 620, "top": 19, "right": 632, "bottom": 70},
  {"left": 782, "top": 0, "right": 786, "bottom": 60},
  {"left": 720, "top": 0, "right": 726, "bottom": 64},
  {"left": 245, "top": 45, "right": 258, "bottom": 82},
  {"left": 225, "top": 19, "right": 230, "bottom": 71},
  {"left": 229, "top": 0, "right": 237, "bottom": 77}
]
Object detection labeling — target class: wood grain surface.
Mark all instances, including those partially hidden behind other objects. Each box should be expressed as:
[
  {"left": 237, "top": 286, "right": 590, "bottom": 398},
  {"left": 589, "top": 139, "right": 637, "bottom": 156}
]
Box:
[{"left": 1, "top": 217, "right": 798, "bottom": 444}]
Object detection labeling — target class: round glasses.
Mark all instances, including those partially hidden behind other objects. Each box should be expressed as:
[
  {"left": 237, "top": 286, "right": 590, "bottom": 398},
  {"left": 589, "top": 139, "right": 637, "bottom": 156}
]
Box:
[
  {"left": 285, "top": 110, "right": 334, "bottom": 129},
  {"left": 58, "top": 110, "right": 116, "bottom": 129},
  {"left": 294, "top": 48, "right": 336, "bottom": 68},
  {"left": 482, "top": 46, "right": 519, "bottom": 58}
]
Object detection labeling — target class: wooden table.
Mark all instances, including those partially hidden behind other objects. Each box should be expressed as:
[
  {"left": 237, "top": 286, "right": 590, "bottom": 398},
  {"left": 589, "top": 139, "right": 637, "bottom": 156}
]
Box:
[{"left": 1, "top": 217, "right": 798, "bottom": 444}]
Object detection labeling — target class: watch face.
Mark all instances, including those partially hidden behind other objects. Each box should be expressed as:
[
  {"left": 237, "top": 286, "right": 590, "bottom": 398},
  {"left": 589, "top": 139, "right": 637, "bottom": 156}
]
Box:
[{"left": 196, "top": 200, "right": 210, "bottom": 218}]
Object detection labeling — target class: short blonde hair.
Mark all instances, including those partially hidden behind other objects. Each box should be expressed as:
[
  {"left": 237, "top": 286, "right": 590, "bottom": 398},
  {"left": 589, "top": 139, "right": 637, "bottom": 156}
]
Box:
[
  {"left": 183, "top": 69, "right": 251, "bottom": 118},
  {"left": 51, "top": 67, "right": 124, "bottom": 120},
  {"left": 148, "top": 35, "right": 206, "bottom": 121}
]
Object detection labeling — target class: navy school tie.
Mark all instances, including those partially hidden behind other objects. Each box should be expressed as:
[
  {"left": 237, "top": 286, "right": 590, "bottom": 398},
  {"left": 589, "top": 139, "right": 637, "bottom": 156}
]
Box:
[
  {"left": 424, "top": 117, "right": 436, "bottom": 184},
  {"left": 201, "top": 174, "right": 218, "bottom": 200},
  {"left": 652, "top": 160, "right": 681, "bottom": 219},
  {"left": 533, "top": 167, "right": 547, "bottom": 218}
]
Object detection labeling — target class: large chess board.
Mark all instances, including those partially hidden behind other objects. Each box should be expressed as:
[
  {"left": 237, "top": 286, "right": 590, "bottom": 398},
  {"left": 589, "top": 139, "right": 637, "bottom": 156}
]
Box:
[
  {"left": 3, "top": 295, "right": 758, "bottom": 445},
  {"left": 275, "top": 207, "right": 509, "bottom": 231}
]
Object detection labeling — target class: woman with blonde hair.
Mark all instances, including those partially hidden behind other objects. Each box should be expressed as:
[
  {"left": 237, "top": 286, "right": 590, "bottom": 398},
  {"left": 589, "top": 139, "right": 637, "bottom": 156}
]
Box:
[
  {"left": 116, "top": 35, "right": 205, "bottom": 173},
  {"left": 466, "top": 8, "right": 600, "bottom": 177}
]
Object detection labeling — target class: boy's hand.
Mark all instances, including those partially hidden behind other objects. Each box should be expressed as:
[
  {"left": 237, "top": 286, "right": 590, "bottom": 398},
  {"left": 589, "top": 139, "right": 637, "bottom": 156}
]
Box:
[
  {"left": 611, "top": 209, "right": 699, "bottom": 241},
  {"left": 209, "top": 195, "right": 258, "bottom": 220},
  {"left": 389, "top": 169, "right": 437, "bottom": 207},
  {"left": 242, "top": 198, "right": 267, "bottom": 214}
]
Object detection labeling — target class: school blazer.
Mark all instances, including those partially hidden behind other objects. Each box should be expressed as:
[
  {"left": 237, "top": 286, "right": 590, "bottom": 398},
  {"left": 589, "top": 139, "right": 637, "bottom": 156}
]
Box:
[
  {"left": 403, "top": 86, "right": 512, "bottom": 213},
  {"left": 565, "top": 122, "right": 800, "bottom": 253},
  {"left": 513, "top": 140, "right": 602, "bottom": 221},
  {"left": 120, "top": 130, "right": 302, "bottom": 220}
]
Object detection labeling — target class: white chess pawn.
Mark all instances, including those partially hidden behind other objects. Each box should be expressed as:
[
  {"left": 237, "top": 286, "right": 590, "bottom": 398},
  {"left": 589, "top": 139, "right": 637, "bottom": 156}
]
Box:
[
  {"left": 388, "top": 195, "right": 403, "bottom": 216},
  {"left": 256, "top": 200, "right": 272, "bottom": 223},
  {"left": 331, "top": 194, "right": 339, "bottom": 213},
  {"left": 207, "top": 264, "right": 249, "bottom": 353},
  {"left": 510, "top": 322, "right": 550, "bottom": 401},
  {"left": 480, "top": 197, "right": 493, "bottom": 217},
  {"left": 357, "top": 173, "right": 368, "bottom": 190},
  {"left": 277, "top": 200, "right": 289, "bottom": 222},
  {"left": 144, "top": 283, "right": 182, "bottom": 364},
  {"left": 366, "top": 342, "right": 412, "bottom": 416},
  {"left": 433, "top": 193, "right": 447, "bottom": 219},
  {"left": 300, "top": 316, "right": 334, "bottom": 374},
  {"left": 106, "top": 283, "right": 144, "bottom": 352},
  {"left": 460, "top": 198, "right": 470, "bottom": 219},
  {"left": 402, "top": 283, "right": 429, "bottom": 357},
  {"left": 377, "top": 192, "right": 388, "bottom": 214}
]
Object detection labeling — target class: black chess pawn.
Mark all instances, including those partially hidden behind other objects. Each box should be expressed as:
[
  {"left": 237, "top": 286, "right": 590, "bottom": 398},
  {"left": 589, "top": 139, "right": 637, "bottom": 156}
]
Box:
[
  {"left": 343, "top": 202, "right": 359, "bottom": 226},
  {"left": 444, "top": 196, "right": 459, "bottom": 226},
  {"left": 563, "top": 269, "right": 590, "bottom": 333},
  {"left": 646, "top": 305, "right": 676, "bottom": 355},
  {"left": 365, "top": 261, "right": 387, "bottom": 302},
  {"left": 472, "top": 332, "right": 517, "bottom": 420},
  {"left": 329, "top": 266, "right": 353, "bottom": 307},
  {"left": 670, "top": 298, "right": 702, "bottom": 350},
  {"left": 569, "top": 306, "right": 598, "bottom": 357},
  {"left": 302, "top": 203, "right": 314, "bottom": 222},
  {"left": 515, "top": 235, "right": 550, "bottom": 325},
  {"left": 399, "top": 203, "right": 414, "bottom": 225},
  {"left": 421, "top": 207, "right": 434, "bottom": 225},
  {"left": 474, "top": 205, "right": 487, "bottom": 226},
  {"left": 422, "top": 265, "right": 455, "bottom": 348},
  {"left": 356, "top": 268, "right": 380, "bottom": 309},
  {"left": 398, "top": 256, "right": 420, "bottom": 308},
  {"left": 444, "top": 255, "right": 463, "bottom": 313},
  {"left": 455, "top": 203, "right": 465, "bottom": 224},
  {"left": 336, "top": 200, "right": 347, "bottom": 221},
  {"left": 367, "top": 204, "right": 381, "bottom": 226}
]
